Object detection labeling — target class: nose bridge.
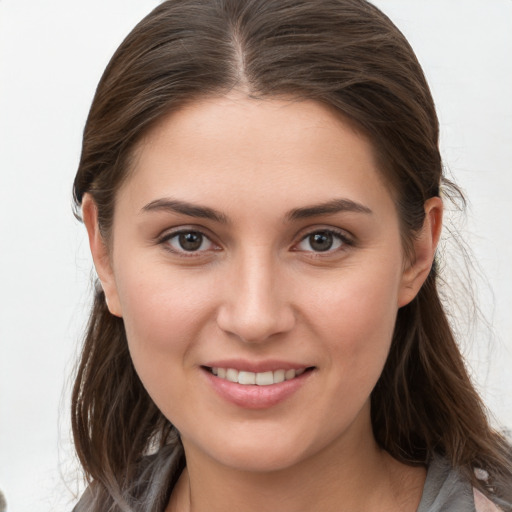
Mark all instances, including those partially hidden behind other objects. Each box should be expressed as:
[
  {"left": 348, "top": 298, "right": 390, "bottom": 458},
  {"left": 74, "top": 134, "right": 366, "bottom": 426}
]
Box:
[{"left": 216, "top": 245, "right": 295, "bottom": 343}]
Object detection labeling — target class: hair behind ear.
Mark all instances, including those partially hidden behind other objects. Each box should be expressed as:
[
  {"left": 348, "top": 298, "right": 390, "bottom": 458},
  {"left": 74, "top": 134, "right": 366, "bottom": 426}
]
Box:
[
  {"left": 372, "top": 267, "right": 512, "bottom": 501},
  {"left": 71, "top": 285, "right": 179, "bottom": 506}
]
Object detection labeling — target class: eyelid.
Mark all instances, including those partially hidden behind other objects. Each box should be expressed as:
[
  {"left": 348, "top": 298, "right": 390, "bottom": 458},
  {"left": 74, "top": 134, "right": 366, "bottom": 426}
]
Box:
[
  {"left": 157, "top": 226, "right": 221, "bottom": 256},
  {"left": 292, "top": 226, "right": 354, "bottom": 253}
]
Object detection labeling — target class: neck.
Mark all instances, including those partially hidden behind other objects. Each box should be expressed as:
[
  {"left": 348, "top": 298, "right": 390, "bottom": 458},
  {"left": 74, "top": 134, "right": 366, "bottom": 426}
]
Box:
[{"left": 167, "top": 417, "right": 425, "bottom": 512}]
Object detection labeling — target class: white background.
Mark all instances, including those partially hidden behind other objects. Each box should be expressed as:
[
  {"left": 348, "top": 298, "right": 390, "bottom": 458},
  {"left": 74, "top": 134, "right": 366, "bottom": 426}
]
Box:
[{"left": 0, "top": 1, "right": 511, "bottom": 511}]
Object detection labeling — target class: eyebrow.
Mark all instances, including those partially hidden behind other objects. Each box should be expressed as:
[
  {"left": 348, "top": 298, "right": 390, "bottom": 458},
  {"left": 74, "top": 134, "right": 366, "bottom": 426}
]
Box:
[
  {"left": 141, "top": 197, "right": 372, "bottom": 223},
  {"left": 141, "top": 198, "right": 228, "bottom": 224},
  {"left": 287, "top": 198, "right": 372, "bottom": 220}
]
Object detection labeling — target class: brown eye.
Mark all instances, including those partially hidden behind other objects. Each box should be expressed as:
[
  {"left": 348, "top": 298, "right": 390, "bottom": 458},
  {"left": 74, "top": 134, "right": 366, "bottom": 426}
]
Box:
[
  {"left": 295, "top": 230, "right": 347, "bottom": 253},
  {"left": 178, "top": 232, "right": 204, "bottom": 251},
  {"left": 164, "top": 230, "right": 215, "bottom": 253},
  {"left": 308, "top": 232, "right": 334, "bottom": 252}
]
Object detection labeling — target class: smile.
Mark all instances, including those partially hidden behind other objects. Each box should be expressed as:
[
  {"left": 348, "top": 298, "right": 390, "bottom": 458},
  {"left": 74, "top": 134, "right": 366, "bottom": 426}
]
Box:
[
  {"left": 208, "top": 367, "right": 308, "bottom": 386},
  {"left": 203, "top": 364, "right": 315, "bottom": 409}
]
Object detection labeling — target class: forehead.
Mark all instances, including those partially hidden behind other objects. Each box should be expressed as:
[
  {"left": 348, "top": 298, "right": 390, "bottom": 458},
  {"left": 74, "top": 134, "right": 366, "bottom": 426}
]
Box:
[{"left": 118, "top": 93, "right": 394, "bottom": 220}]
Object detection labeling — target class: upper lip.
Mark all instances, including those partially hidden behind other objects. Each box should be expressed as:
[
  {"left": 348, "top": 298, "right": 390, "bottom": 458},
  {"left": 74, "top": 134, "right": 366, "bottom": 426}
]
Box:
[{"left": 202, "top": 359, "right": 312, "bottom": 373}]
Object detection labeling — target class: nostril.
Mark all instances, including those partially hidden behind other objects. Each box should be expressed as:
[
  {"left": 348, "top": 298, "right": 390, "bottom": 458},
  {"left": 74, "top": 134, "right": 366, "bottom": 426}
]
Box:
[{"left": 216, "top": 303, "right": 296, "bottom": 344}]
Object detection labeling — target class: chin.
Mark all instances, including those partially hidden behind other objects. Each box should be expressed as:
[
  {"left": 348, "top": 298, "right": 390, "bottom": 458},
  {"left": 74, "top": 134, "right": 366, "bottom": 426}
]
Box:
[
  {"left": 213, "top": 447, "right": 307, "bottom": 474},
  {"left": 183, "top": 428, "right": 316, "bottom": 474}
]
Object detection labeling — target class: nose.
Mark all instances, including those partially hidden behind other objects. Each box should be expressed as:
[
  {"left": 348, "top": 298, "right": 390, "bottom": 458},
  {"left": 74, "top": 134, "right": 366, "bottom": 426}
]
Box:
[{"left": 216, "top": 250, "right": 296, "bottom": 344}]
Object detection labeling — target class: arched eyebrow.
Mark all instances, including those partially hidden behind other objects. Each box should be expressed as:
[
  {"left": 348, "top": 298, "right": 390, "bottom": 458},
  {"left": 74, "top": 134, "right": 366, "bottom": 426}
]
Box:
[
  {"left": 141, "top": 198, "right": 228, "bottom": 224},
  {"left": 141, "top": 197, "right": 372, "bottom": 223},
  {"left": 286, "top": 198, "right": 372, "bottom": 220}
]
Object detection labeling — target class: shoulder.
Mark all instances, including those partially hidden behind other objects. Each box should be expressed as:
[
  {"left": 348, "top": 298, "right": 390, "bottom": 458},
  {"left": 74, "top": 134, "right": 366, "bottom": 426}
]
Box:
[
  {"left": 72, "top": 443, "right": 185, "bottom": 512},
  {"left": 417, "top": 455, "right": 511, "bottom": 512}
]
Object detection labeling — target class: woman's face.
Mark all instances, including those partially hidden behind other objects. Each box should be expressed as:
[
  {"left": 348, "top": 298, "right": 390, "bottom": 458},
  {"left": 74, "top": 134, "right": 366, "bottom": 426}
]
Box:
[{"left": 90, "top": 93, "right": 432, "bottom": 472}]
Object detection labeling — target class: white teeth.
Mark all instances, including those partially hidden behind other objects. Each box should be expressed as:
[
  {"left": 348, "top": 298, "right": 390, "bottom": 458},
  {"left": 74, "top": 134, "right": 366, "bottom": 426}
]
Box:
[
  {"left": 255, "top": 371, "right": 274, "bottom": 386},
  {"left": 273, "top": 369, "right": 285, "bottom": 383},
  {"left": 285, "top": 369, "right": 296, "bottom": 380},
  {"left": 226, "top": 368, "right": 238, "bottom": 383},
  {"left": 238, "top": 371, "right": 256, "bottom": 385},
  {"left": 210, "top": 367, "right": 307, "bottom": 385}
]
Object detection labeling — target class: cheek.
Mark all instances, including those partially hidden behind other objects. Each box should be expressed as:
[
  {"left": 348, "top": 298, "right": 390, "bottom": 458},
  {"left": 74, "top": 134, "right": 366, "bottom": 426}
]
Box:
[
  {"left": 117, "top": 262, "right": 210, "bottom": 341},
  {"left": 114, "top": 271, "right": 218, "bottom": 426},
  {"left": 113, "top": 263, "right": 218, "bottom": 391},
  {"left": 308, "top": 264, "right": 401, "bottom": 377}
]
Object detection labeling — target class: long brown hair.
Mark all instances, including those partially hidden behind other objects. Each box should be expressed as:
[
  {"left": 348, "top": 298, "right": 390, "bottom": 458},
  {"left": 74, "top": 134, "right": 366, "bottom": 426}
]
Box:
[{"left": 71, "top": 0, "right": 512, "bottom": 509}]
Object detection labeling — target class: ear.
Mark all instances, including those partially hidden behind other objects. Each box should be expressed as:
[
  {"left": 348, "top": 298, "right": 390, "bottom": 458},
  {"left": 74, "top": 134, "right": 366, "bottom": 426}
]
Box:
[
  {"left": 82, "top": 194, "right": 123, "bottom": 317},
  {"left": 398, "top": 196, "right": 443, "bottom": 308}
]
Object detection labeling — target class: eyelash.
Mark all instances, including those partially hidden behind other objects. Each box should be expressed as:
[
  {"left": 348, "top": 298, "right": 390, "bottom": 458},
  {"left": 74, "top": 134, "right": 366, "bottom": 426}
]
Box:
[
  {"left": 158, "top": 229, "right": 219, "bottom": 257},
  {"left": 294, "top": 228, "right": 353, "bottom": 255},
  {"left": 157, "top": 227, "right": 353, "bottom": 257}
]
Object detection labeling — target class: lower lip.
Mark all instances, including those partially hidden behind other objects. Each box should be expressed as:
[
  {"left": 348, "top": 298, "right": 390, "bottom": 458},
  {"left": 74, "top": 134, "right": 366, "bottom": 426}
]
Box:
[{"left": 203, "top": 369, "right": 312, "bottom": 410}]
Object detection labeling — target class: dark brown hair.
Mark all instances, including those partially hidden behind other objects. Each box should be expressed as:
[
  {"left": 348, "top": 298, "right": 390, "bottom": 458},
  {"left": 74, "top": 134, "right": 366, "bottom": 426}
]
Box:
[{"left": 71, "top": 0, "right": 512, "bottom": 510}]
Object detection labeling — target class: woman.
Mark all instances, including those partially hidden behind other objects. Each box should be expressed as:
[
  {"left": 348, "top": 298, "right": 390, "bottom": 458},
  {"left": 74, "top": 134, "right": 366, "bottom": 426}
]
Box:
[{"left": 71, "top": 0, "right": 512, "bottom": 510}]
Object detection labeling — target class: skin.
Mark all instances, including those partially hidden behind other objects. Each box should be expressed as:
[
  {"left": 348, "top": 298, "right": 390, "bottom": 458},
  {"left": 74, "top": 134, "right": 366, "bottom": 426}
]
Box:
[{"left": 83, "top": 93, "right": 442, "bottom": 511}]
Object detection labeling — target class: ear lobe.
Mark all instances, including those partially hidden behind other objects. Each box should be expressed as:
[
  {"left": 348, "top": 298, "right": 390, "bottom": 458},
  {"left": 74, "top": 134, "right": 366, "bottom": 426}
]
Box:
[
  {"left": 398, "top": 197, "right": 443, "bottom": 308},
  {"left": 82, "top": 194, "right": 123, "bottom": 317}
]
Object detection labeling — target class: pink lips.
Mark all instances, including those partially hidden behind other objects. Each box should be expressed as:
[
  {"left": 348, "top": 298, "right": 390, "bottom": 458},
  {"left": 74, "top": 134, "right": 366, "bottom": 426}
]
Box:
[{"left": 201, "top": 360, "right": 313, "bottom": 410}]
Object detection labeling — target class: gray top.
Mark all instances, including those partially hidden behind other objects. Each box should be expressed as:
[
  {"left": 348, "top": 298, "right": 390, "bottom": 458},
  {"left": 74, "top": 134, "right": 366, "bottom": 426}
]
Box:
[
  {"left": 417, "top": 454, "right": 509, "bottom": 511},
  {"left": 418, "top": 455, "right": 476, "bottom": 511},
  {"left": 73, "top": 451, "right": 507, "bottom": 512}
]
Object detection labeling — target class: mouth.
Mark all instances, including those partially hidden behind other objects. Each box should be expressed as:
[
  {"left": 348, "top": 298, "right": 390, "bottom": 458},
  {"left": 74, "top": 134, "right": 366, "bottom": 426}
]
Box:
[{"left": 203, "top": 366, "right": 315, "bottom": 386}]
